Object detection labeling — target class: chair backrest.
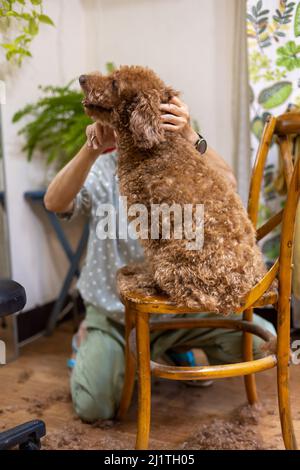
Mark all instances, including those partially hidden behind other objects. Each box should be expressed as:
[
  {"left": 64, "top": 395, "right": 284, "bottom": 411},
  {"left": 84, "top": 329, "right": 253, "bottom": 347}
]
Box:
[{"left": 242, "top": 113, "right": 300, "bottom": 311}]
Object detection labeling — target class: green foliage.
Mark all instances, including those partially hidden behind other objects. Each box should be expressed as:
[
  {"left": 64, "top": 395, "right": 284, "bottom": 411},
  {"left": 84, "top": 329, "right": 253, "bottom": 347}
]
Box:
[
  {"left": 0, "top": 0, "right": 54, "bottom": 65},
  {"left": 12, "top": 63, "right": 117, "bottom": 168},
  {"left": 272, "top": 1, "right": 296, "bottom": 41},
  {"left": 262, "top": 234, "right": 281, "bottom": 260},
  {"left": 295, "top": 2, "right": 300, "bottom": 37},
  {"left": 276, "top": 40, "right": 300, "bottom": 70},
  {"left": 106, "top": 62, "right": 116, "bottom": 74},
  {"left": 258, "top": 81, "right": 293, "bottom": 109},
  {"left": 247, "top": 0, "right": 272, "bottom": 50},
  {"left": 258, "top": 203, "right": 272, "bottom": 227},
  {"left": 249, "top": 50, "right": 286, "bottom": 83},
  {"left": 12, "top": 81, "right": 92, "bottom": 168},
  {"left": 251, "top": 112, "right": 273, "bottom": 142},
  {"left": 251, "top": 116, "right": 265, "bottom": 141}
]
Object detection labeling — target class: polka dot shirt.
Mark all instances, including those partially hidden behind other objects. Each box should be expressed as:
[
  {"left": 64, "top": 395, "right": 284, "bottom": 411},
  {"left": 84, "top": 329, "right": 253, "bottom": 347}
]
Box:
[{"left": 60, "top": 151, "right": 144, "bottom": 324}]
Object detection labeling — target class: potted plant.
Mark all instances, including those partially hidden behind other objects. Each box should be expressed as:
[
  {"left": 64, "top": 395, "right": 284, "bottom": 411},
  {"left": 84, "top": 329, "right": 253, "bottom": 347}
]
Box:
[
  {"left": 13, "top": 80, "right": 92, "bottom": 173},
  {"left": 12, "top": 63, "right": 116, "bottom": 179},
  {"left": 0, "top": 0, "right": 54, "bottom": 67}
]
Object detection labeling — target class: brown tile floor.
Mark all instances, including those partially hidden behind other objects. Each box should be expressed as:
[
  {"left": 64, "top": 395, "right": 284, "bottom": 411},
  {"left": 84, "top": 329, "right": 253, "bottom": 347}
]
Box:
[{"left": 0, "top": 322, "right": 299, "bottom": 449}]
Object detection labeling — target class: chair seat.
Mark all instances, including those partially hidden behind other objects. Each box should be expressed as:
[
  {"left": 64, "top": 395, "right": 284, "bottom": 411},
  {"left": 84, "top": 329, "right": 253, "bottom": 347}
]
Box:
[
  {"left": 117, "top": 264, "right": 278, "bottom": 313},
  {"left": 0, "top": 280, "right": 26, "bottom": 317}
]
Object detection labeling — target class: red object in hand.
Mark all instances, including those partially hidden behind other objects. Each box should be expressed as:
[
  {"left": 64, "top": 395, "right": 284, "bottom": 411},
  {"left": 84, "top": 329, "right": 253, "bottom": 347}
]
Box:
[{"left": 103, "top": 147, "right": 116, "bottom": 154}]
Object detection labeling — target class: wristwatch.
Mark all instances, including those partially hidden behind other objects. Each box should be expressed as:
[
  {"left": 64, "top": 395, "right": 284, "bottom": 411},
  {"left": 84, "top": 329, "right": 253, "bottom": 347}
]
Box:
[{"left": 194, "top": 133, "right": 207, "bottom": 155}]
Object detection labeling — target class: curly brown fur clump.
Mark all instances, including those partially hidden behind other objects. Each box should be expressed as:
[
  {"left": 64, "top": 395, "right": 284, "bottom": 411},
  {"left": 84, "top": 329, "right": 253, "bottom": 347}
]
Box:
[
  {"left": 80, "top": 66, "right": 267, "bottom": 314},
  {"left": 116, "top": 263, "right": 161, "bottom": 300}
]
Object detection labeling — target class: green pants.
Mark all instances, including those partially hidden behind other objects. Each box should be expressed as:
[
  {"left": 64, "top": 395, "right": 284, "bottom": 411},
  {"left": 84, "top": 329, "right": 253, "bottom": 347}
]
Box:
[{"left": 70, "top": 305, "right": 276, "bottom": 422}]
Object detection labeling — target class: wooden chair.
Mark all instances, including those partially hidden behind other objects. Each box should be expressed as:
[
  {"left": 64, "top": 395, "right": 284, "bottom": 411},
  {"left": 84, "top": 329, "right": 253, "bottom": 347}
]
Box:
[{"left": 117, "top": 113, "right": 300, "bottom": 450}]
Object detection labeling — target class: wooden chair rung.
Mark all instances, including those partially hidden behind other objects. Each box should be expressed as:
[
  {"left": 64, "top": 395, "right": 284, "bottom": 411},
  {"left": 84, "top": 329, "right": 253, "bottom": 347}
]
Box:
[
  {"left": 150, "top": 318, "right": 276, "bottom": 344},
  {"left": 150, "top": 355, "right": 277, "bottom": 381},
  {"left": 275, "top": 113, "right": 300, "bottom": 136},
  {"left": 239, "top": 259, "right": 279, "bottom": 312},
  {"left": 256, "top": 210, "right": 283, "bottom": 241},
  {"left": 247, "top": 116, "right": 277, "bottom": 228},
  {"left": 278, "top": 136, "right": 294, "bottom": 187}
]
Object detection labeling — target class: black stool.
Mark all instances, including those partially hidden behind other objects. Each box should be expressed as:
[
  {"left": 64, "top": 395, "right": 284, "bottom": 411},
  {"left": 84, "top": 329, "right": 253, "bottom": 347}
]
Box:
[{"left": 0, "top": 280, "right": 46, "bottom": 450}]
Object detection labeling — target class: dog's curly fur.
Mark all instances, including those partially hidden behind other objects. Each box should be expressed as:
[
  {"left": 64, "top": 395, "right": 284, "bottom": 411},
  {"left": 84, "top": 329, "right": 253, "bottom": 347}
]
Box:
[{"left": 80, "top": 66, "right": 267, "bottom": 314}]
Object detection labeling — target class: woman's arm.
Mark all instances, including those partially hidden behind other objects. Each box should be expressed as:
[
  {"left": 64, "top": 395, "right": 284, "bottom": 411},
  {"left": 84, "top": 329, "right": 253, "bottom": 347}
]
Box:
[
  {"left": 160, "top": 97, "right": 237, "bottom": 190},
  {"left": 44, "top": 123, "right": 115, "bottom": 213},
  {"left": 203, "top": 147, "right": 237, "bottom": 190}
]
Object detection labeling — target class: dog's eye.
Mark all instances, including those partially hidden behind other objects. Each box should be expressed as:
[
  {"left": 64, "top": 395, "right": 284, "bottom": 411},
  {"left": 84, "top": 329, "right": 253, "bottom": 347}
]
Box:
[{"left": 112, "top": 79, "right": 118, "bottom": 91}]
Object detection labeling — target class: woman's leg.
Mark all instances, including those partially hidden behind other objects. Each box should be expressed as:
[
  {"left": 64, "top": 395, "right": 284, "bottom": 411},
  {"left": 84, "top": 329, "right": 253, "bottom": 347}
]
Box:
[
  {"left": 151, "top": 313, "right": 276, "bottom": 365},
  {"left": 71, "top": 327, "right": 125, "bottom": 421}
]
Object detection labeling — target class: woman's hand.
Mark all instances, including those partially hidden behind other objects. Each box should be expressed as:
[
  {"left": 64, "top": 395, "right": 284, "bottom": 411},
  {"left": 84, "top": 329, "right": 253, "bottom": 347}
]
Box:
[
  {"left": 160, "top": 97, "right": 237, "bottom": 189},
  {"left": 44, "top": 124, "right": 115, "bottom": 213},
  {"left": 86, "top": 122, "right": 116, "bottom": 152},
  {"left": 160, "top": 97, "right": 198, "bottom": 145}
]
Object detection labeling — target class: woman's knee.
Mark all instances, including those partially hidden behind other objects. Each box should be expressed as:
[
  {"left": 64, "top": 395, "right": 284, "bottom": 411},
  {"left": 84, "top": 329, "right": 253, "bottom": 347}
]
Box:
[
  {"left": 71, "top": 379, "right": 117, "bottom": 421},
  {"left": 69, "top": 330, "right": 125, "bottom": 422},
  {"left": 204, "top": 315, "right": 277, "bottom": 364},
  {"left": 252, "top": 315, "right": 277, "bottom": 359}
]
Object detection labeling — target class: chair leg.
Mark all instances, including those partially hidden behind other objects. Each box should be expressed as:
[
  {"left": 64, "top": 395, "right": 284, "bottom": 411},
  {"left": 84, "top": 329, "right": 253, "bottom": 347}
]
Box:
[
  {"left": 117, "top": 303, "right": 136, "bottom": 420},
  {"left": 277, "top": 305, "right": 297, "bottom": 450},
  {"left": 243, "top": 308, "right": 258, "bottom": 404},
  {"left": 135, "top": 310, "right": 151, "bottom": 450}
]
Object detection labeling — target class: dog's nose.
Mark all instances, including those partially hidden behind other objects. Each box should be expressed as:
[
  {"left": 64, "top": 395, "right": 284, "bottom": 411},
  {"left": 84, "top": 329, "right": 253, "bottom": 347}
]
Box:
[{"left": 79, "top": 75, "right": 87, "bottom": 86}]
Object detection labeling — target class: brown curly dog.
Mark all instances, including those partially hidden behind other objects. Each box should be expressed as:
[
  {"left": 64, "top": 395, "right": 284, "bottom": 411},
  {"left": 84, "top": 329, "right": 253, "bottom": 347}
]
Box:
[{"left": 80, "top": 65, "right": 266, "bottom": 314}]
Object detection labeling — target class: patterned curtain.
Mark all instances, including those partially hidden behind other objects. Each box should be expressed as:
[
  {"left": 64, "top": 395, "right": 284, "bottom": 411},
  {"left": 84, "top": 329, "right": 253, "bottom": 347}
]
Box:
[
  {"left": 247, "top": 0, "right": 300, "bottom": 263},
  {"left": 233, "top": 0, "right": 252, "bottom": 205}
]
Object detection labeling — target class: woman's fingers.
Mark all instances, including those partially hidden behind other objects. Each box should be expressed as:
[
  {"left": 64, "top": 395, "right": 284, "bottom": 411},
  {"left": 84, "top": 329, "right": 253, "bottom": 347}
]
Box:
[
  {"left": 161, "top": 114, "right": 186, "bottom": 127},
  {"left": 170, "top": 96, "right": 185, "bottom": 108},
  {"left": 86, "top": 122, "right": 117, "bottom": 153},
  {"left": 92, "top": 137, "right": 101, "bottom": 150},
  {"left": 160, "top": 95, "right": 192, "bottom": 136},
  {"left": 161, "top": 123, "right": 182, "bottom": 132},
  {"left": 86, "top": 125, "right": 93, "bottom": 147},
  {"left": 86, "top": 123, "right": 102, "bottom": 149},
  {"left": 160, "top": 102, "right": 187, "bottom": 118},
  {"left": 94, "top": 122, "right": 104, "bottom": 145},
  {"left": 92, "top": 124, "right": 103, "bottom": 149},
  {"left": 87, "top": 135, "right": 92, "bottom": 148},
  {"left": 160, "top": 96, "right": 190, "bottom": 132},
  {"left": 159, "top": 103, "right": 177, "bottom": 114}
]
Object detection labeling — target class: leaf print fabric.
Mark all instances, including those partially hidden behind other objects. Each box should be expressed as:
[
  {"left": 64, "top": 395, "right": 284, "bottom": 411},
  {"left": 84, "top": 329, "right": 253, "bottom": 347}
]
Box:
[
  {"left": 276, "top": 40, "right": 300, "bottom": 70},
  {"left": 247, "top": 0, "right": 300, "bottom": 265}
]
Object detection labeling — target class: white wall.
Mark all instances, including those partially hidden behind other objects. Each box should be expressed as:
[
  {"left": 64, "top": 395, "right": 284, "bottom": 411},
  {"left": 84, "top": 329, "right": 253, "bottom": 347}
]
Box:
[
  {"left": 2, "top": 0, "right": 239, "bottom": 310},
  {"left": 2, "top": 0, "right": 89, "bottom": 310},
  {"left": 90, "top": 0, "right": 236, "bottom": 165}
]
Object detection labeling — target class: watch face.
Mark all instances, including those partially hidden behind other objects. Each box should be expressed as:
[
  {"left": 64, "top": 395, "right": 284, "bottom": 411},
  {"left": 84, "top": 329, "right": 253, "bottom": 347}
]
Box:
[{"left": 197, "top": 138, "right": 207, "bottom": 155}]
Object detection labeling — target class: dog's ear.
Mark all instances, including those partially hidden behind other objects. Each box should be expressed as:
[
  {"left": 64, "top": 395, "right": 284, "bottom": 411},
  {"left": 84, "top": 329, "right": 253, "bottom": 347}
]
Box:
[{"left": 129, "top": 90, "right": 165, "bottom": 149}]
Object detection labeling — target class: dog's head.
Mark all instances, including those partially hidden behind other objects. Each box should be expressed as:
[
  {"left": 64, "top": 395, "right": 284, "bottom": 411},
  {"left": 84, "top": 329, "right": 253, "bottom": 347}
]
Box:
[{"left": 79, "top": 66, "right": 178, "bottom": 149}]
